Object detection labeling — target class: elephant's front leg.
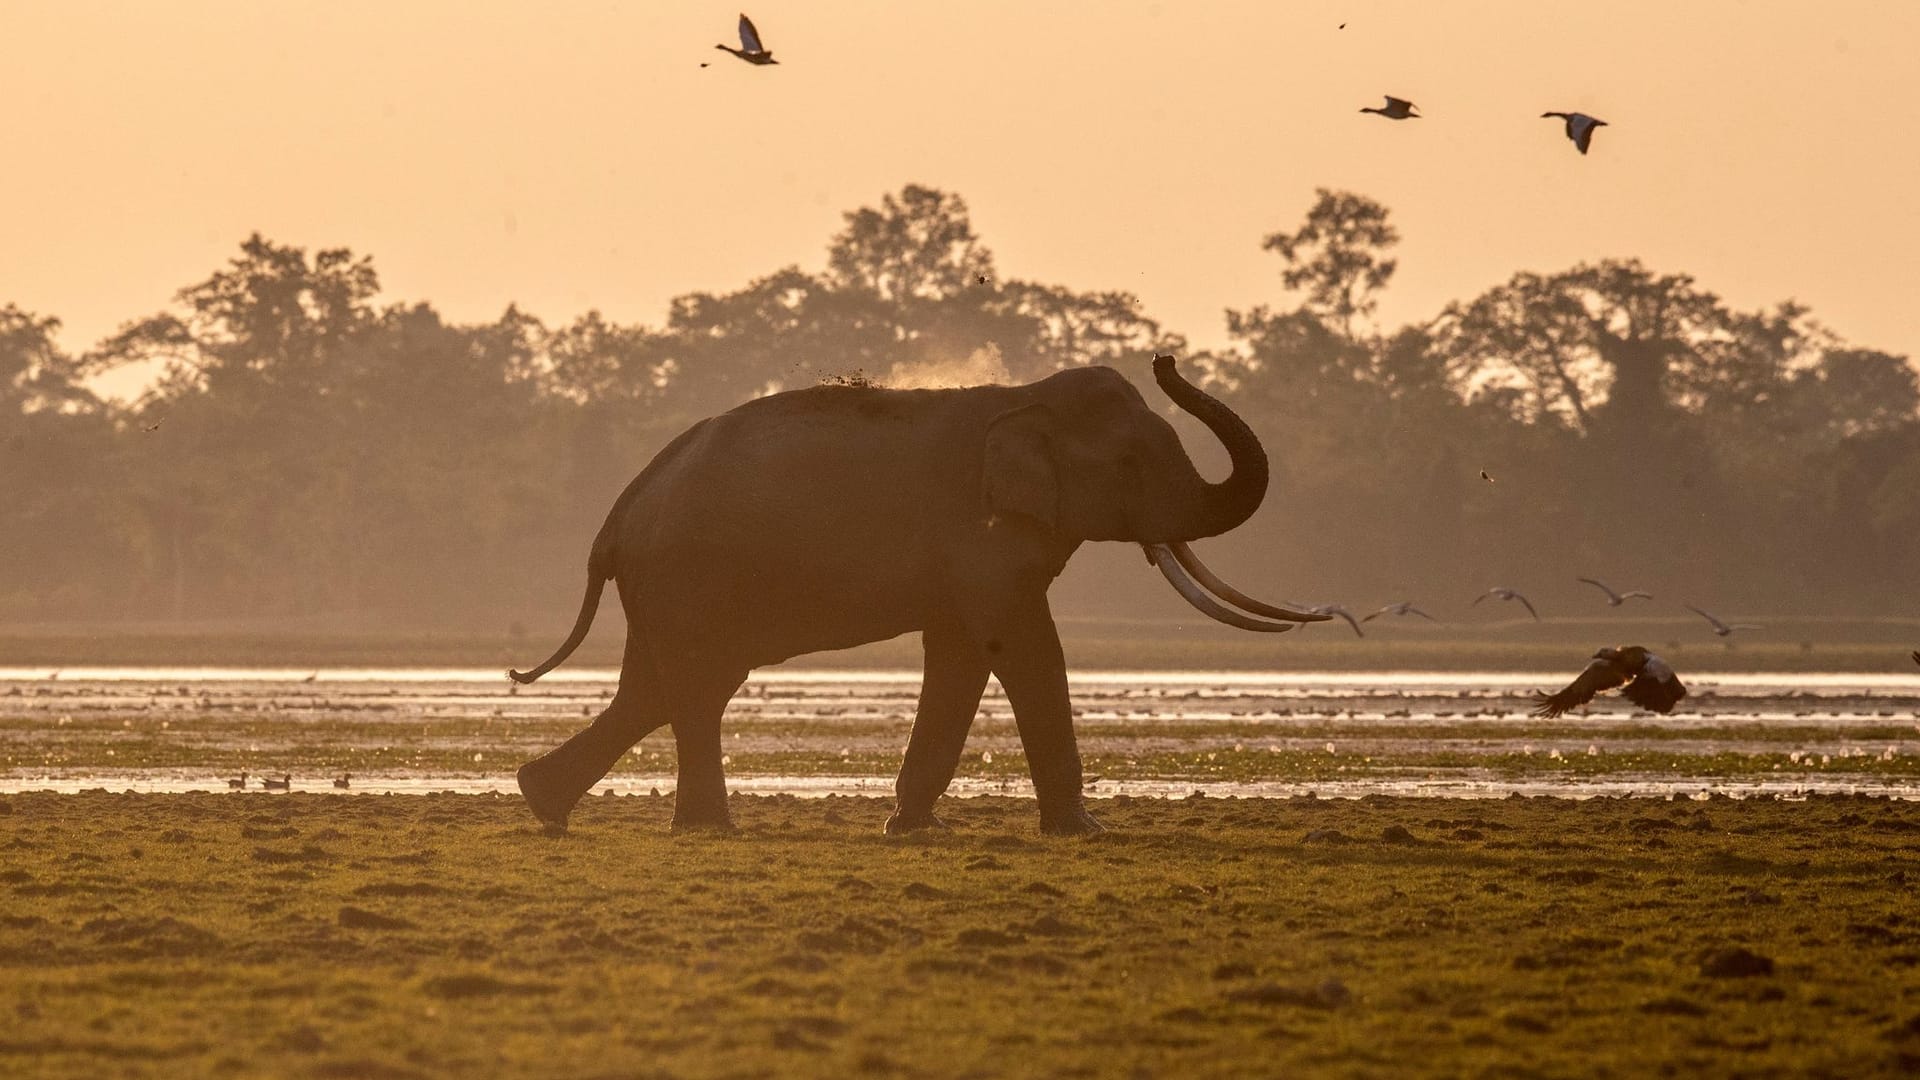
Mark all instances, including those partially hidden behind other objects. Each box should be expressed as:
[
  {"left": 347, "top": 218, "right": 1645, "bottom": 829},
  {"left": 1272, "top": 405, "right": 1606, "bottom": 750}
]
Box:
[
  {"left": 887, "top": 621, "right": 991, "bottom": 835},
  {"left": 977, "top": 596, "right": 1104, "bottom": 836}
]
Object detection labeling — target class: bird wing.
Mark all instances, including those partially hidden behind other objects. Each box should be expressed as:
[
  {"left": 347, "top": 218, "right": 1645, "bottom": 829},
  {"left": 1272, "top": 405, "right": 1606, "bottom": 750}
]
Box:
[
  {"left": 1622, "top": 654, "right": 1687, "bottom": 714},
  {"left": 738, "top": 13, "right": 765, "bottom": 53},
  {"left": 1622, "top": 591, "right": 1653, "bottom": 601},
  {"left": 1577, "top": 577, "right": 1618, "bottom": 602},
  {"left": 1409, "top": 606, "right": 1437, "bottom": 622},
  {"left": 1571, "top": 116, "right": 1598, "bottom": 154},
  {"left": 1471, "top": 592, "right": 1490, "bottom": 607},
  {"left": 1327, "top": 607, "right": 1364, "bottom": 638},
  {"left": 1533, "top": 658, "right": 1629, "bottom": 719},
  {"left": 1912, "top": 650, "right": 1919, "bottom": 668},
  {"left": 1513, "top": 592, "right": 1540, "bottom": 620},
  {"left": 1685, "top": 604, "right": 1729, "bottom": 633},
  {"left": 1385, "top": 96, "right": 1411, "bottom": 111}
]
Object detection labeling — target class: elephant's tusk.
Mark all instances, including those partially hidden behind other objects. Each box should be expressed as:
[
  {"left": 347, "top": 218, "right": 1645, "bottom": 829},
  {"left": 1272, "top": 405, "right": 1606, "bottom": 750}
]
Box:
[
  {"left": 1147, "top": 545, "right": 1297, "bottom": 634},
  {"left": 1166, "top": 542, "right": 1332, "bottom": 623}
]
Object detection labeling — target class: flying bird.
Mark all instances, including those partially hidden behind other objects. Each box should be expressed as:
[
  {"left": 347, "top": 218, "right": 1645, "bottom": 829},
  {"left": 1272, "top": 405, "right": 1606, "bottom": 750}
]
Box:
[
  {"left": 1685, "top": 604, "right": 1762, "bottom": 638},
  {"left": 1480, "top": 470, "right": 1494, "bottom": 483},
  {"left": 1577, "top": 577, "right": 1653, "bottom": 606},
  {"left": 1361, "top": 95, "right": 1420, "bottom": 120},
  {"left": 1297, "top": 603, "right": 1365, "bottom": 637},
  {"left": 1473, "top": 587, "right": 1539, "bottom": 621},
  {"left": 143, "top": 420, "right": 163, "bottom": 433},
  {"left": 1910, "top": 650, "right": 1918, "bottom": 668},
  {"left": 1533, "top": 645, "right": 1687, "bottom": 718},
  {"left": 715, "top": 13, "right": 777, "bottom": 65},
  {"left": 1362, "top": 602, "right": 1436, "bottom": 623},
  {"left": 1542, "top": 111, "right": 1607, "bottom": 154}
]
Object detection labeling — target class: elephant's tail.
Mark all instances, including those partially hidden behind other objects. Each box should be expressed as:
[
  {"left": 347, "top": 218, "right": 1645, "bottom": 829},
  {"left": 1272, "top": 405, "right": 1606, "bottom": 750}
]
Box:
[{"left": 507, "top": 542, "right": 615, "bottom": 685}]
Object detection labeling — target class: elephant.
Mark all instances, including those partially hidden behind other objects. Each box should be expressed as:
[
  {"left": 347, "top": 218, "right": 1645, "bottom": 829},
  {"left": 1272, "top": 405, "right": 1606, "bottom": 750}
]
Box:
[{"left": 509, "top": 353, "right": 1326, "bottom": 836}]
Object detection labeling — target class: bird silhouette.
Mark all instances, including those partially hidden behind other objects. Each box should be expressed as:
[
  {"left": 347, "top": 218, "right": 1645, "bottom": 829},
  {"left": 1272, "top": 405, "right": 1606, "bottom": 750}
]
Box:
[
  {"left": 1479, "top": 470, "right": 1494, "bottom": 483},
  {"left": 1577, "top": 577, "right": 1653, "bottom": 606},
  {"left": 1910, "top": 649, "right": 1918, "bottom": 668},
  {"left": 1362, "top": 602, "right": 1436, "bottom": 623},
  {"left": 1361, "top": 95, "right": 1420, "bottom": 120},
  {"left": 303, "top": 672, "right": 318, "bottom": 684},
  {"left": 226, "top": 772, "right": 248, "bottom": 790},
  {"left": 261, "top": 774, "right": 291, "bottom": 791},
  {"left": 1685, "top": 604, "right": 1761, "bottom": 638},
  {"left": 715, "top": 13, "right": 777, "bottom": 65},
  {"left": 333, "top": 773, "right": 351, "bottom": 789},
  {"left": 1533, "top": 645, "right": 1687, "bottom": 718},
  {"left": 1542, "top": 111, "right": 1607, "bottom": 154},
  {"left": 1473, "top": 587, "right": 1539, "bottom": 621},
  {"left": 142, "top": 420, "right": 163, "bottom": 433}
]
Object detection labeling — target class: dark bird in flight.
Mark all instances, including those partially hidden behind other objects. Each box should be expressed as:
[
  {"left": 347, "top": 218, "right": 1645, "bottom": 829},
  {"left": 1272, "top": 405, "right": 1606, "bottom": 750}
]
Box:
[
  {"left": 1910, "top": 649, "right": 1918, "bottom": 668},
  {"left": 1542, "top": 111, "right": 1607, "bottom": 154},
  {"left": 261, "top": 774, "right": 292, "bottom": 791},
  {"left": 1534, "top": 645, "right": 1687, "bottom": 718},
  {"left": 143, "top": 420, "right": 163, "bottom": 433},
  {"left": 1480, "top": 470, "right": 1494, "bottom": 483},
  {"left": 1361, "top": 95, "right": 1420, "bottom": 120},
  {"left": 1685, "top": 604, "right": 1761, "bottom": 638},
  {"left": 1577, "top": 577, "right": 1653, "bottom": 606},
  {"left": 1473, "top": 586, "right": 1539, "bottom": 621},
  {"left": 1362, "top": 601, "right": 1436, "bottom": 623},
  {"left": 716, "top": 13, "right": 777, "bottom": 65}
]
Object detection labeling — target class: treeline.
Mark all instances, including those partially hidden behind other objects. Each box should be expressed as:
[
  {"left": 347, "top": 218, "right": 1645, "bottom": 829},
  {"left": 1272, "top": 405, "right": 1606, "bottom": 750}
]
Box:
[{"left": 3, "top": 185, "right": 1916, "bottom": 631}]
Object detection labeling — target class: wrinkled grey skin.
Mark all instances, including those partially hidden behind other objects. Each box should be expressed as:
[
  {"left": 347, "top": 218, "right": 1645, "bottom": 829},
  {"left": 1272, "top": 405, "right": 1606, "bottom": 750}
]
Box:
[{"left": 512, "top": 355, "right": 1273, "bottom": 836}]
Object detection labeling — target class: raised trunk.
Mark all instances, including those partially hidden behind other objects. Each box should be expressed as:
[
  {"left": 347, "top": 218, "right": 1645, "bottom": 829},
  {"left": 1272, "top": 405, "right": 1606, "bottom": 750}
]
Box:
[{"left": 1150, "top": 354, "right": 1270, "bottom": 540}]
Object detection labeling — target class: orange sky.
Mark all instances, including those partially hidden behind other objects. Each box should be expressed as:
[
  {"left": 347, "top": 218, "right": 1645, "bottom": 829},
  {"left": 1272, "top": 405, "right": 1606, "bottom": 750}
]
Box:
[{"left": 5, "top": 2, "right": 1917, "bottom": 396}]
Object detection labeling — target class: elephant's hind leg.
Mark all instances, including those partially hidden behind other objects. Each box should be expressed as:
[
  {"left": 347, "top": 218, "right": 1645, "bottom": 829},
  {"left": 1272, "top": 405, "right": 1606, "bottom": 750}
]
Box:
[
  {"left": 516, "top": 636, "right": 668, "bottom": 832},
  {"left": 666, "top": 667, "right": 748, "bottom": 833},
  {"left": 887, "top": 621, "right": 990, "bottom": 835}
]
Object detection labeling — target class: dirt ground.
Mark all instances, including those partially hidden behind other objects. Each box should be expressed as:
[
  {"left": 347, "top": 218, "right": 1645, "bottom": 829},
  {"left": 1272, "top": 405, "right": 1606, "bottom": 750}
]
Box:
[{"left": 3, "top": 790, "right": 1918, "bottom": 1078}]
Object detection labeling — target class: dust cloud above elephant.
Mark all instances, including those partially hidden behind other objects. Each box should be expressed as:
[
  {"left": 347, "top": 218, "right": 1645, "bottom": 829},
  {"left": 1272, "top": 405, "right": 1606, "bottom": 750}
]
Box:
[{"left": 510, "top": 354, "right": 1325, "bottom": 835}]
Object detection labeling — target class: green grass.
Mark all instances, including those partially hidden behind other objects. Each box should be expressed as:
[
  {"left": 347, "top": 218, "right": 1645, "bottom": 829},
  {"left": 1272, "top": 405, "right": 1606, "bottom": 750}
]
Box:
[{"left": 3, "top": 791, "right": 1919, "bottom": 1077}]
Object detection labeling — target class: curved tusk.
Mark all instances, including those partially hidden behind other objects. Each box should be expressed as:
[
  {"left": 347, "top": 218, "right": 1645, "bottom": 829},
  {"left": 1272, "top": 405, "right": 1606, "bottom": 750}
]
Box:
[
  {"left": 1147, "top": 545, "right": 1296, "bottom": 634},
  {"left": 1166, "top": 542, "right": 1331, "bottom": 622}
]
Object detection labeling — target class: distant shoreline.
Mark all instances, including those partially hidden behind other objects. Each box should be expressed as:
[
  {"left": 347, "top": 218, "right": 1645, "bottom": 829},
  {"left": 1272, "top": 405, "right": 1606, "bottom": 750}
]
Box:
[{"left": 2, "top": 621, "right": 1915, "bottom": 673}]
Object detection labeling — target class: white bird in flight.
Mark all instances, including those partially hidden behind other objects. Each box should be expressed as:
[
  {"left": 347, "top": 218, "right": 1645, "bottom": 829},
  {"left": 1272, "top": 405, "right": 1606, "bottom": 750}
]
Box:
[
  {"left": 1542, "top": 111, "right": 1607, "bottom": 154},
  {"left": 1473, "top": 586, "right": 1539, "bottom": 621},
  {"left": 715, "top": 13, "right": 778, "bottom": 65},
  {"left": 1362, "top": 602, "right": 1437, "bottom": 623},
  {"left": 1685, "top": 604, "right": 1762, "bottom": 638},
  {"left": 1577, "top": 577, "right": 1653, "bottom": 607}
]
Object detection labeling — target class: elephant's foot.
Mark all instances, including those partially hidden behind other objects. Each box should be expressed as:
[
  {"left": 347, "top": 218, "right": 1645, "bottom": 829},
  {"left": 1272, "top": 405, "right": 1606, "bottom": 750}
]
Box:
[
  {"left": 516, "top": 761, "right": 576, "bottom": 836},
  {"left": 883, "top": 809, "right": 953, "bottom": 836},
  {"left": 669, "top": 812, "right": 737, "bottom": 835},
  {"left": 1038, "top": 803, "right": 1108, "bottom": 837}
]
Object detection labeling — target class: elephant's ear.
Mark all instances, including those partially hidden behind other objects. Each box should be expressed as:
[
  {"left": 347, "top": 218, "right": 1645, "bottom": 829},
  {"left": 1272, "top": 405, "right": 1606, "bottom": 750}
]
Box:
[{"left": 982, "top": 403, "right": 1058, "bottom": 530}]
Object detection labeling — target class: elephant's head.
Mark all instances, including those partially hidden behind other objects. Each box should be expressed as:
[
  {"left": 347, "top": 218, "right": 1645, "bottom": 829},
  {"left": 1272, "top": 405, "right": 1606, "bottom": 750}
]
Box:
[{"left": 983, "top": 353, "right": 1328, "bottom": 632}]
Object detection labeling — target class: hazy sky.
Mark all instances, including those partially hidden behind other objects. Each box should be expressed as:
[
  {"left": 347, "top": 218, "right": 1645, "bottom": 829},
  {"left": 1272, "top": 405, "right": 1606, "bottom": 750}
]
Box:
[{"left": 6, "top": 2, "right": 1917, "bottom": 396}]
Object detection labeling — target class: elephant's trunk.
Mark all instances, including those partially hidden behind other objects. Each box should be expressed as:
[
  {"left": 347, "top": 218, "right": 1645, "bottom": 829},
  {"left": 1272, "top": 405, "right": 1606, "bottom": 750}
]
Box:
[{"left": 1152, "top": 354, "right": 1268, "bottom": 540}]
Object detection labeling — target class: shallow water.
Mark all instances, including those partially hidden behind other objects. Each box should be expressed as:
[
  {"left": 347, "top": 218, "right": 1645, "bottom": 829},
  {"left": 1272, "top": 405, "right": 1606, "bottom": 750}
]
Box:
[{"left": 3, "top": 667, "right": 1917, "bottom": 799}]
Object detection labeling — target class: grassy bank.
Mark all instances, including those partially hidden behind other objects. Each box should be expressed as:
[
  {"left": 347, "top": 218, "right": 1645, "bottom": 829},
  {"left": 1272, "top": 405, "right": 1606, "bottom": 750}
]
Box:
[{"left": 3, "top": 791, "right": 1918, "bottom": 1077}]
